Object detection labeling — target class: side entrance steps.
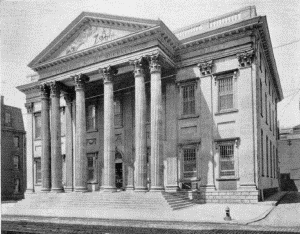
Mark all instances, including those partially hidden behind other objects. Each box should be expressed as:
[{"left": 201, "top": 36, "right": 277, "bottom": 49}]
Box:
[{"left": 162, "top": 192, "right": 196, "bottom": 210}]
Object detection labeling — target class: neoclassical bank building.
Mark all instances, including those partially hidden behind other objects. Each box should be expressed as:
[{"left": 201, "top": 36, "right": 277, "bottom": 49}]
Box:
[{"left": 18, "top": 6, "right": 283, "bottom": 203}]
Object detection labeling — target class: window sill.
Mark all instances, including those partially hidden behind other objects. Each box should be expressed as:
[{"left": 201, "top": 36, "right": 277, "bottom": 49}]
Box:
[
  {"left": 180, "top": 177, "right": 200, "bottom": 182},
  {"left": 215, "top": 109, "right": 238, "bottom": 116},
  {"left": 216, "top": 177, "right": 239, "bottom": 181},
  {"left": 178, "top": 114, "right": 199, "bottom": 120},
  {"left": 87, "top": 129, "right": 98, "bottom": 133}
]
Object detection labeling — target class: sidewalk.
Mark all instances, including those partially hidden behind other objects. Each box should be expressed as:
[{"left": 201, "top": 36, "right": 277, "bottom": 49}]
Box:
[{"left": 1, "top": 191, "right": 288, "bottom": 225}]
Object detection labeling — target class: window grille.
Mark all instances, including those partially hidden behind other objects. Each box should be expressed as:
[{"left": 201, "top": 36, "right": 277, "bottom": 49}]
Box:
[
  {"left": 218, "top": 77, "right": 233, "bottom": 111},
  {"left": 219, "top": 143, "right": 235, "bottom": 177},
  {"left": 182, "top": 85, "right": 195, "bottom": 115},
  {"left": 36, "top": 159, "right": 41, "bottom": 184},
  {"left": 183, "top": 148, "right": 196, "bottom": 178},
  {"left": 87, "top": 104, "right": 96, "bottom": 130},
  {"left": 114, "top": 99, "right": 122, "bottom": 127},
  {"left": 269, "top": 103, "right": 272, "bottom": 130},
  {"left": 265, "top": 94, "right": 268, "bottom": 124},
  {"left": 87, "top": 153, "right": 97, "bottom": 181},
  {"left": 260, "top": 80, "right": 263, "bottom": 116},
  {"left": 34, "top": 113, "right": 41, "bottom": 139},
  {"left": 261, "top": 130, "right": 264, "bottom": 176}
]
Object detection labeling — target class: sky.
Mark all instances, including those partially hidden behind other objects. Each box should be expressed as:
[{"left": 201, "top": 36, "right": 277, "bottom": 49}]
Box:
[{"left": 1, "top": 0, "right": 300, "bottom": 128}]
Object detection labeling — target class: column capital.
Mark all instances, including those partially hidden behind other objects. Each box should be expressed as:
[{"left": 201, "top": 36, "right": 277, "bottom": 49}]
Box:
[
  {"left": 99, "top": 66, "right": 117, "bottom": 84},
  {"left": 49, "top": 81, "right": 61, "bottom": 98},
  {"left": 197, "top": 60, "right": 213, "bottom": 76},
  {"left": 237, "top": 49, "right": 255, "bottom": 67},
  {"left": 130, "top": 57, "right": 147, "bottom": 77},
  {"left": 25, "top": 102, "right": 34, "bottom": 114},
  {"left": 148, "top": 53, "right": 162, "bottom": 74},
  {"left": 40, "top": 83, "right": 50, "bottom": 99},
  {"left": 73, "top": 74, "right": 90, "bottom": 90}
]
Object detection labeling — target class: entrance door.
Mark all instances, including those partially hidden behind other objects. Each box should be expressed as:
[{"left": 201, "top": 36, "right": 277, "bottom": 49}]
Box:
[{"left": 115, "top": 163, "right": 123, "bottom": 189}]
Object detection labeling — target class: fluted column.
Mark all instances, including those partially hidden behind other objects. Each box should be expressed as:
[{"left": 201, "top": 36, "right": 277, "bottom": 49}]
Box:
[
  {"left": 40, "top": 84, "right": 51, "bottom": 192},
  {"left": 64, "top": 93, "right": 74, "bottom": 192},
  {"left": 50, "top": 82, "right": 64, "bottom": 192},
  {"left": 132, "top": 58, "right": 147, "bottom": 191},
  {"left": 149, "top": 54, "right": 164, "bottom": 191},
  {"left": 100, "top": 66, "right": 117, "bottom": 192},
  {"left": 25, "top": 102, "right": 34, "bottom": 193},
  {"left": 74, "top": 74, "right": 89, "bottom": 192}
]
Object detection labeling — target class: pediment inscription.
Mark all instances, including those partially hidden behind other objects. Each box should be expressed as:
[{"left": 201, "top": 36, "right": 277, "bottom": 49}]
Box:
[{"left": 59, "top": 25, "right": 132, "bottom": 57}]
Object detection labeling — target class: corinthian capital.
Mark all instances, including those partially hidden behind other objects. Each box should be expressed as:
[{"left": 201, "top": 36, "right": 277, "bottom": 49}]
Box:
[
  {"left": 237, "top": 49, "right": 255, "bottom": 67},
  {"left": 73, "top": 74, "right": 90, "bottom": 90},
  {"left": 25, "top": 102, "right": 34, "bottom": 114},
  {"left": 99, "top": 66, "right": 117, "bottom": 83},
  {"left": 197, "top": 60, "right": 213, "bottom": 76},
  {"left": 40, "top": 83, "right": 50, "bottom": 99},
  {"left": 148, "top": 53, "right": 161, "bottom": 74},
  {"left": 130, "top": 57, "right": 146, "bottom": 77},
  {"left": 49, "top": 81, "right": 61, "bottom": 97}
]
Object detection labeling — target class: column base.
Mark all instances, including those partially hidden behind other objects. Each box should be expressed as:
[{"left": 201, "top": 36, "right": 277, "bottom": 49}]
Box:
[
  {"left": 101, "top": 186, "right": 117, "bottom": 192},
  {"left": 64, "top": 187, "right": 74, "bottom": 193},
  {"left": 134, "top": 186, "right": 148, "bottom": 192},
  {"left": 165, "top": 185, "right": 179, "bottom": 193},
  {"left": 51, "top": 188, "right": 64, "bottom": 193},
  {"left": 75, "top": 186, "right": 88, "bottom": 193},
  {"left": 149, "top": 186, "right": 164, "bottom": 192},
  {"left": 125, "top": 185, "right": 134, "bottom": 191}
]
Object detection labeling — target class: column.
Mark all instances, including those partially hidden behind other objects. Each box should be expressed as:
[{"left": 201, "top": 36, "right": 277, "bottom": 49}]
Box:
[
  {"left": 64, "top": 93, "right": 74, "bottom": 192},
  {"left": 74, "top": 74, "right": 89, "bottom": 192},
  {"left": 132, "top": 58, "right": 147, "bottom": 191},
  {"left": 149, "top": 54, "right": 164, "bottom": 191},
  {"left": 40, "top": 84, "right": 51, "bottom": 192},
  {"left": 101, "top": 66, "right": 117, "bottom": 192},
  {"left": 50, "top": 81, "right": 64, "bottom": 192},
  {"left": 25, "top": 102, "right": 34, "bottom": 193}
]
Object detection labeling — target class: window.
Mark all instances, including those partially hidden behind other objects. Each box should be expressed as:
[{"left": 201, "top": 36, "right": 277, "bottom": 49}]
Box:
[
  {"left": 183, "top": 148, "right": 197, "bottom": 179},
  {"left": 13, "top": 136, "right": 19, "bottom": 148},
  {"left": 87, "top": 153, "right": 97, "bottom": 182},
  {"left": 272, "top": 110, "right": 275, "bottom": 134},
  {"left": 269, "top": 103, "right": 272, "bottom": 130},
  {"left": 260, "top": 80, "right": 263, "bottom": 116},
  {"left": 219, "top": 143, "right": 235, "bottom": 177},
  {"left": 35, "top": 158, "right": 41, "bottom": 184},
  {"left": 87, "top": 104, "right": 96, "bottom": 131},
  {"left": 5, "top": 111, "right": 12, "bottom": 126},
  {"left": 13, "top": 156, "right": 19, "bottom": 170},
  {"left": 270, "top": 141, "right": 273, "bottom": 178},
  {"left": 114, "top": 99, "right": 122, "bottom": 127},
  {"left": 60, "top": 108, "right": 66, "bottom": 136},
  {"left": 265, "top": 68, "right": 267, "bottom": 84},
  {"left": 266, "top": 136, "right": 269, "bottom": 177},
  {"left": 34, "top": 113, "right": 41, "bottom": 139},
  {"left": 269, "top": 80, "right": 271, "bottom": 95},
  {"left": 261, "top": 130, "right": 264, "bottom": 176},
  {"left": 14, "top": 178, "right": 20, "bottom": 194},
  {"left": 182, "top": 84, "right": 195, "bottom": 115},
  {"left": 265, "top": 94, "right": 268, "bottom": 124},
  {"left": 218, "top": 76, "right": 234, "bottom": 111},
  {"left": 273, "top": 145, "right": 276, "bottom": 178}
]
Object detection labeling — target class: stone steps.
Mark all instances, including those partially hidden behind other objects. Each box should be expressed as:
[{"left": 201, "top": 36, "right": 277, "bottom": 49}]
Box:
[{"left": 162, "top": 192, "right": 196, "bottom": 210}]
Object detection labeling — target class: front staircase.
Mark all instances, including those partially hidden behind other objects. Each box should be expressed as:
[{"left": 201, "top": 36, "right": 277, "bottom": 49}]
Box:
[{"left": 5, "top": 191, "right": 196, "bottom": 212}]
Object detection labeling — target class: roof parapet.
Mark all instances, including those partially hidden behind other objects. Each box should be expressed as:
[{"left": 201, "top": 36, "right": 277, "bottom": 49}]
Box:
[{"left": 174, "top": 6, "right": 257, "bottom": 40}]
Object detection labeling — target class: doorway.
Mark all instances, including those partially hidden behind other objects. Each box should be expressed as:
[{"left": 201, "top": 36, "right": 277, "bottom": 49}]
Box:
[{"left": 115, "top": 162, "right": 123, "bottom": 189}]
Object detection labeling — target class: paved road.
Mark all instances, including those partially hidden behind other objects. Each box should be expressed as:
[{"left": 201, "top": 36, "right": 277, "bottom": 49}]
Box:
[{"left": 252, "top": 192, "right": 300, "bottom": 227}]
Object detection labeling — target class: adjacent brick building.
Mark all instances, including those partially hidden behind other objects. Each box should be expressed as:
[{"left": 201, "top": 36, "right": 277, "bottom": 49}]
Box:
[{"left": 1, "top": 96, "right": 26, "bottom": 201}]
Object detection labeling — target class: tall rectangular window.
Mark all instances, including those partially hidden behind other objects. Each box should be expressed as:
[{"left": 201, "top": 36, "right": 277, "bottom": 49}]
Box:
[
  {"left": 60, "top": 108, "right": 66, "bottom": 136},
  {"left": 218, "top": 77, "right": 233, "bottom": 111},
  {"left": 269, "top": 103, "right": 272, "bottom": 130},
  {"left": 114, "top": 99, "right": 122, "bottom": 127},
  {"left": 14, "top": 178, "right": 20, "bottom": 194},
  {"left": 266, "top": 136, "right": 269, "bottom": 177},
  {"left": 265, "top": 94, "right": 268, "bottom": 124},
  {"left": 273, "top": 145, "right": 276, "bottom": 178},
  {"left": 87, "top": 104, "right": 96, "bottom": 131},
  {"left": 219, "top": 143, "right": 235, "bottom": 177},
  {"left": 182, "top": 84, "right": 195, "bottom": 115},
  {"left": 34, "top": 113, "right": 41, "bottom": 139},
  {"left": 261, "top": 130, "right": 264, "bottom": 176},
  {"left": 270, "top": 141, "right": 273, "bottom": 178},
  {"left": 13, "top": 156, "right": 19, "bottom": 170},
  {"left": 183, "top": 148, "right": 197, "bottom": 179},
  {"left": 35, "top": 158, "right": 41, "bottom": 184},
  {"left": 260, "top": 80, "right": 263, "bottom": 116},
  {"left": 272, "top": 110, "right": 275, "bottom": 135},
  {"left": 87, "top": 153, "right": 97, "bottom": 182},
  {"left": 5, "top": 111, "right": 12, "bottom": 126},
  {"left": 13, "top": 136, "right": 20, "bottom": 148}
]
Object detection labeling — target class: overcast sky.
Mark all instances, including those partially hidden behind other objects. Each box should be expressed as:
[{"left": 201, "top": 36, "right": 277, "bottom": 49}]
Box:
[{"left": 1, "top": 0, "right": 300, "bottom": 128}]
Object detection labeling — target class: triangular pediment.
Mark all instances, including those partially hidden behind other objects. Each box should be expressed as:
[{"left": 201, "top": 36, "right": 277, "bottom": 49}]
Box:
[{"left": 29, "top": 12, "right": 161, "bottom": 69}]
